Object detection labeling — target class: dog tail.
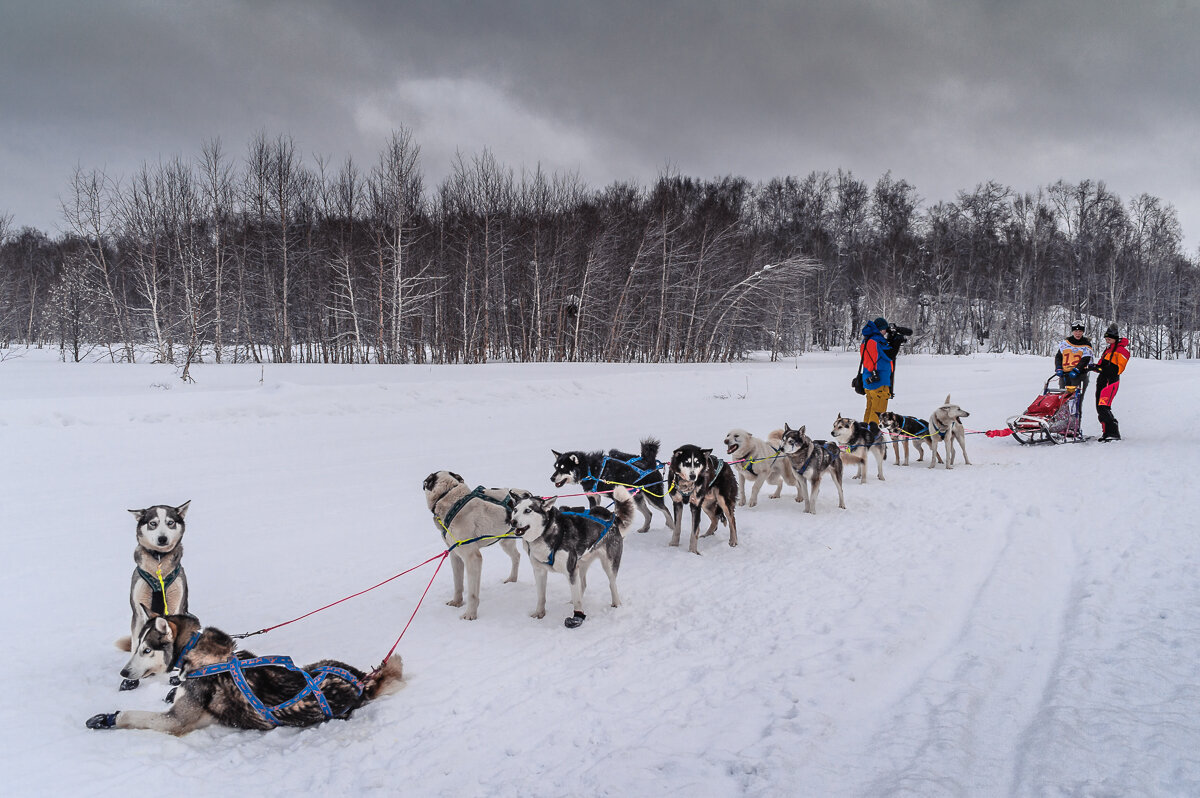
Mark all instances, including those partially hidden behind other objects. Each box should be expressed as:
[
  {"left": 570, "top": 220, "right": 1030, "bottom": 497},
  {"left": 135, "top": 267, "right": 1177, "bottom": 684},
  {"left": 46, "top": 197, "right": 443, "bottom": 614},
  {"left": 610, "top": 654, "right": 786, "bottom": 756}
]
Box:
[
  {"left": 364, "top": 656, "right": 405, "bottom": 700},
  {"left": 638, "top": 437, "right": 660, "bottom": 466},
  {"left": 611, "top": 485, "right": 636, "bottom": 537},
  {"left": 116, "top": 636, "right": 131, "bottom": 652}
]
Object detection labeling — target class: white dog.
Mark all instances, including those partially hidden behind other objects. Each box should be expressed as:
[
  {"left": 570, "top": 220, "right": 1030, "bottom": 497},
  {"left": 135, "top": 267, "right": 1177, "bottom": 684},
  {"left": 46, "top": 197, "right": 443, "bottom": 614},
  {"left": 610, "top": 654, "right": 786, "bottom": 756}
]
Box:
[
  {"left": 423, "top": 470, "right": 530, "bottom": 620},
  {"left": 723, "top": 428, "right": 795, "bottom": 507},
  {"left": 928, "top": 395, "right": 972, "bottom": 470}
]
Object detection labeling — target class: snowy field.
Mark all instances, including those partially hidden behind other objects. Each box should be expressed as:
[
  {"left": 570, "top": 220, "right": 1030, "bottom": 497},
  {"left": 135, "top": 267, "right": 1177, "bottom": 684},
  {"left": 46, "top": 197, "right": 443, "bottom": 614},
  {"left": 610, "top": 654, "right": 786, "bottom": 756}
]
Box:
[{"left": 2, "top": 349, "right": 1199, "bottom": 797}]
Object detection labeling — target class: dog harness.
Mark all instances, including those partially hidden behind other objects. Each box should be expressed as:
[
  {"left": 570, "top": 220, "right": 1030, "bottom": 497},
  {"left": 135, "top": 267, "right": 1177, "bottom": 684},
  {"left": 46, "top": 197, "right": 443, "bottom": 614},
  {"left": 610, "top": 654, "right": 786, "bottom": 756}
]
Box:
[
  {"left": 187, "top": 655, "right": 364, "bottom": 727},
  {"left": 434, "top": 487, "right": 517, "bottom": 550},
  {"left": 793, "top": 443, "right": 841, "bottom": 476},
  {"left": 743, "top": 447, "right": 783, "bottom": 477},
  {"left": 171, "top": 631, "right": 201, "bottom": 672},
  {"left": 535, "top": 509, "right": 615, "bottom": 567},
  {"left": 136, "top": 564, "right": 182, "bottom": 614},
  {"left": 581, "top": 455, "right": 662, "bottom": 494}
]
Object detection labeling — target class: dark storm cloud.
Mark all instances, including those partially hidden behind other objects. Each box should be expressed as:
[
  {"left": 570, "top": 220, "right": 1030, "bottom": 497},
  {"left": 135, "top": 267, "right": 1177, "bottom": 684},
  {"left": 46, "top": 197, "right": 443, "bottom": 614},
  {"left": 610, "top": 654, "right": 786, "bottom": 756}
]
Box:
[{"left": 2, "top": 0, "right": 1198, "bottom": 248}]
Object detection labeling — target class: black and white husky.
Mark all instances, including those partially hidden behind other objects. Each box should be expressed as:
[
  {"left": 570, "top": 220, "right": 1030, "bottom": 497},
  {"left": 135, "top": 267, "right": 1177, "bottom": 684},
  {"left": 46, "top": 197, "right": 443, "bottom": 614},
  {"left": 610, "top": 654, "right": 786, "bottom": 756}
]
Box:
[
  {"left": 780, "top": 424, "right": 846, "bottom": 514},
  {"left": 667, "top": 444, "right": 738, "bottom": 554},
  {"left": 118, "top": 502, "right": 191, "bottom": 691},
  {"left": 506, "top": 486, "right": 636, "bottom": 628},
  {"left": 424, "top": 471, "right": 531, "bottom": 620},
  {"left": 88, "top": 615, "right": 404, "bottom": 735},
  {"left": 878, "top": 411, "right": 939, "bottom": 466},
  {"left": 550, "top": 438, "right": 672, "bottom": 533},
  {"left": 830, "top": 416, "right": 886, "bottom": 483}
]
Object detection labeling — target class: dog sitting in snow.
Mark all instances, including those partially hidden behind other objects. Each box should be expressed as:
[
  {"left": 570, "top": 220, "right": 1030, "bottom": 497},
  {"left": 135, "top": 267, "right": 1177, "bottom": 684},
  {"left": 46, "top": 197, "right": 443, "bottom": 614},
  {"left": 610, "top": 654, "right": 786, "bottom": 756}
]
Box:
[
  {"left": 88, "top": 612, "right": 404, "bottom": 735},
  {"left": 117, "top": 502, "right": 191, "bottom": 691},
  {"left": 506, "top": 486, "right": 636, "bottom": 628}
]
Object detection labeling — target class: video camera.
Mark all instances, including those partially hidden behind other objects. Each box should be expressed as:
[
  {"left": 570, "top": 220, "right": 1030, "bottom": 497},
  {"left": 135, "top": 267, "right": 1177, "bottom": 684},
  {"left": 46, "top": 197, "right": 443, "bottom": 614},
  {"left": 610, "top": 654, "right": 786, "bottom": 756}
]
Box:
[{"left": 885, "top": 323, "right": 913, "bottom": 350}]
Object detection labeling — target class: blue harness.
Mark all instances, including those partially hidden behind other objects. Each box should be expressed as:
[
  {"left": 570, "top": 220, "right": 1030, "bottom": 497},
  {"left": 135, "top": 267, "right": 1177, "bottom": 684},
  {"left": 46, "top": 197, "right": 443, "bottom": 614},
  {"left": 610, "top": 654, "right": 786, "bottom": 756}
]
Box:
[
  {"left": 171, "top": 631, "right": 200, "bottom": 671},
  {"left": 581, "top": 455, "right": 661, "bottom": 493},
  {"left": 536, "top": 509, "right": 615, "bottom": 567},
  {"left": 187, "top": 654, "right": 363, "bottom": 727},
  {"left": 794, "top": 442, "right": 841, "bottom": 476}
]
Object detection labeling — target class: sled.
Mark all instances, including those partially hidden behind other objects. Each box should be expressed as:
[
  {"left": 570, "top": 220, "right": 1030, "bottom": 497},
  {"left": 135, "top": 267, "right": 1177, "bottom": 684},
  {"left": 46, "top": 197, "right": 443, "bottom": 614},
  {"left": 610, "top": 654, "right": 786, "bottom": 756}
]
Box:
[{"left": 1006, "top": 375, "right": 1090, "bottom": 445}]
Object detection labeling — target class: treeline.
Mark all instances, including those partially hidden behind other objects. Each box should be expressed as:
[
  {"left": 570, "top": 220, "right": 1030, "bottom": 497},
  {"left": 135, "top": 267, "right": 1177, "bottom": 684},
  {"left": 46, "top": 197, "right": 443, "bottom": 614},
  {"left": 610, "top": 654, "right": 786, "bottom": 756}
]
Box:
[{"left": 1, "top": 129, "right": 1197, "bottom": 367}]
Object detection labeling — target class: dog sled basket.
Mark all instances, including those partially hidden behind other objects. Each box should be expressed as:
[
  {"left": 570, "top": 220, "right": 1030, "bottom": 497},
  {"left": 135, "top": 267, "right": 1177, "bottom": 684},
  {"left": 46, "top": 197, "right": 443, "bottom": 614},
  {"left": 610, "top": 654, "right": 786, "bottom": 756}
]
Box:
[{"left": 1006, "top": 375, "right": 1087, "bottom": 445}]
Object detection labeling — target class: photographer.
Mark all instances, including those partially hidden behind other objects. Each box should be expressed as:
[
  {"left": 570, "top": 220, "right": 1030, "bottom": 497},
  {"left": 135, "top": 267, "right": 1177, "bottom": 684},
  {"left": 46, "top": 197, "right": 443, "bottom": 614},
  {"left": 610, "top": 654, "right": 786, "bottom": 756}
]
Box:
[{"left": 858, "top": 317, "right": 894, "bottom": 425}]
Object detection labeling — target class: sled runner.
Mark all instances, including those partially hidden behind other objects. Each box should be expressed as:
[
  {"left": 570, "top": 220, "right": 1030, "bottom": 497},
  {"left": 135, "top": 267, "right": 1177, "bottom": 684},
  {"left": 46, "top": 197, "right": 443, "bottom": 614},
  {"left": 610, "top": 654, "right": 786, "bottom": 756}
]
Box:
[{"left": 1006, "top": 375, "right": 1090, "bottom": 444}]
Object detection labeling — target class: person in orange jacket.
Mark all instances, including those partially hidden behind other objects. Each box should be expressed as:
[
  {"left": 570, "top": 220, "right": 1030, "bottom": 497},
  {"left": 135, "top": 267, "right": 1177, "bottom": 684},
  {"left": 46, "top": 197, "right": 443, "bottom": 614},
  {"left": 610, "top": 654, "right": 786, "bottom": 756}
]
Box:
[
  {"left": 1089, "top": 323, "right": 1130, "bottom": 441},
  {"left": 859, "top": 317, "right": 893, "bottom": 425}
]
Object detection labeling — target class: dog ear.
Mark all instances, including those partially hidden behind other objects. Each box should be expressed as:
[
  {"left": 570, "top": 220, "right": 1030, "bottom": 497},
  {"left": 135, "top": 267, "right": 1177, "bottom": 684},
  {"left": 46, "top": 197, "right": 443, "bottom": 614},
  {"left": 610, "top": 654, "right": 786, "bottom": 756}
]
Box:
[
  {"left": 154, "top": 616, "right": 172, "bottom": 638},
  {"left": 128, "top": 508, "right": 144, "bottom": 519},
  {"left": 784, "top": 422, "right": 793, "bottom": 433},
  {"left": 135, "top": 603, "right": 151, "bottom": 626},
  {"left": 569, "top": 455, "right": 578, "bottom": 464},
  {"left": 799, "top": 425, "right": 806, "bottom": 435},
  {"left": 551, "top": 449, "right": 561, "bottom": 458},
  {"left": 175, "top": 500, "right": 191, "bottom": 518},
  {"left": 449, "top": 472, "right": 464, "bottom": 484},
  {"left": 543, "top": 496, "right": 557, "bottom": 508},
  {"left": 945, "top": 394, "right": 951, "bottom": 405},
  {"left": 702, "top": 448, "right": 712, "bottom": 455}
]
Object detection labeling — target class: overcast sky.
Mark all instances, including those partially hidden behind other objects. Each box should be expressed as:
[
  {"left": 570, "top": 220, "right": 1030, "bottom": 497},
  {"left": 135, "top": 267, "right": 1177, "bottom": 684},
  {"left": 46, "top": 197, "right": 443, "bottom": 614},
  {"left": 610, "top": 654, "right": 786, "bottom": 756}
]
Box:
[{"left": 2, "top": 0, "right": 1198, "bottom": 251}]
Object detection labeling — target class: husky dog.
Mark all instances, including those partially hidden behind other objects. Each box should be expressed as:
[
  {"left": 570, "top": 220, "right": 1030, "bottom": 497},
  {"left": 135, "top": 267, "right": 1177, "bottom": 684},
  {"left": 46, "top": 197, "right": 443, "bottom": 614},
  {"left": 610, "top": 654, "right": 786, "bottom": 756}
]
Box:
[
  {"left": 118, "top": 502, "right": 191, "bottom": 691},
  {"left": 928, "top": 395, "right": 972, "bottom": 470},
  {"left": 780, "top": 424, "right": 846, "bottom": 513},
  {"left": 666, "top": 444, "right": 739, "bottom": 554},
  {"left": 723, "top": 428, "right": 795, "bottom": 507},
  {"left": 550, "top": 439, "right": 672, "bottom": 533},
  {"left": 830, "top": 415, "right": 886, "bottom": 482},
  {"left": 878, "top": 411, "right": 941, "bottom": 466},
  {"left": 120, "top": 606, "right": 203, "bottom": 688},
  {"left": 87, "top": 622, "right": 404, "bottom": 735},
  {"left": 424, "top": 471, "right": 531, "bottom": 620},
  {"left": 506, "top": 486, "right": 636, "bottom": 628}
]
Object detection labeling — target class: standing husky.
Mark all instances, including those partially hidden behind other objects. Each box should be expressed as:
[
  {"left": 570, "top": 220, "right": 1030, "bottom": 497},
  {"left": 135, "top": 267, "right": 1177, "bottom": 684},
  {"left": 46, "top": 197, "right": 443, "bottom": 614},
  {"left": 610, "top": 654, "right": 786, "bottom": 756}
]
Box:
[
  {"left": 780, "top": 424, "right": 846, "bottom": 513},
  {"left": 667, "top": 444, "right": 739, "bottom": 554},
  {"left": 424, "top": 471, "right": 530, "bottom": 620},
  {"left": 928, "top": 395, "right": 972, "bottom": 470},
  {"left": 878, "top": 411, "right": 940, "bottom": 466},
  {"left": 723, "top": 428, "right": 795, "bottom": 507},
  {"left": 506, "top": 486, "right": 636, "bottom": 628},
  {"left": 830, "top": 416, "right": 886, "bottom": 483},
  {"left": 550, "top": 438, "right": 672, "bottom": 533},
  {"left": 118, "top": 502, "right": 191, "bottom": 691},
  {"left": 87, "top": 621, "right": 404, "bottom": 735}
]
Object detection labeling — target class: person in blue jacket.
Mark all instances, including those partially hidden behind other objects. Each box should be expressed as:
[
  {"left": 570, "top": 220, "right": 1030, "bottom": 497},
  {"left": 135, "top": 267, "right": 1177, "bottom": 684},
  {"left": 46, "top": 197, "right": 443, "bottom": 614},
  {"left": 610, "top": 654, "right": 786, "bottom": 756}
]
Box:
[{"left": 860, "top": 317, "right": 894, "bottom": 425}]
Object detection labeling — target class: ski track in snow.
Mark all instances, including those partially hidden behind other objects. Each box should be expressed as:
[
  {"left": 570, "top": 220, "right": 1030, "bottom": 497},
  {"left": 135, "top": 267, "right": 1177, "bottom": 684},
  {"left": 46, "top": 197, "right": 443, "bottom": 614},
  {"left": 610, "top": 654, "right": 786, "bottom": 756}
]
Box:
[{"left": 1, "top": 352, "right": 1198, "bottom": 797}]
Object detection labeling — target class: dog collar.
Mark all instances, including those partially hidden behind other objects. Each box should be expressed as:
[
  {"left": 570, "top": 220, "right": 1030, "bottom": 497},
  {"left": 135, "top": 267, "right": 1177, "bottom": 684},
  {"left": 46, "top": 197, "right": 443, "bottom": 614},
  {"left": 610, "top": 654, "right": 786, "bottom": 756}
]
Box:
[{"left": 171, "top": 631, "right": 201, "bottom": 672}]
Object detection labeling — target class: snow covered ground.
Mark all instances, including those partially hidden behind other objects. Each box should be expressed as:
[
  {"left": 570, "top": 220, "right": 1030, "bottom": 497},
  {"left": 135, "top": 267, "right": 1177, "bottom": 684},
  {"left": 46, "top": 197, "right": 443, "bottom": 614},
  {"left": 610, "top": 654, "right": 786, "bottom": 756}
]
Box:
[{"left": 2, "top": 349, "right": 1198, "bottom": 797}]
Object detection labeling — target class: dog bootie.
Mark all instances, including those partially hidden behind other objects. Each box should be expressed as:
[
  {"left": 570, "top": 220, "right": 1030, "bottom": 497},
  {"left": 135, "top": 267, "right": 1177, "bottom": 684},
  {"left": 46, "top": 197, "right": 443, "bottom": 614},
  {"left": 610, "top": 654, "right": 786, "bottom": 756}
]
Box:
[
  {"left": 564, "top": 611, "right": 586, "bottom": 629},
  {"left": 119, "top": 678, "right": 140, "bottom": 692},
  {"left": 86, "top": 713, "right": 118, "bottom": 730}
]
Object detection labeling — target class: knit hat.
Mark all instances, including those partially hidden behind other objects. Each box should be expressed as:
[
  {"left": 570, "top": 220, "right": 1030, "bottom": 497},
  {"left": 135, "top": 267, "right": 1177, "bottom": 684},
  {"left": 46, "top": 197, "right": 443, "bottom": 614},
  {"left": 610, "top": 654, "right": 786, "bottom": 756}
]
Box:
[
  {"left": 1104, "top": 324, "right": 1119, "bottom": 339},
  {"left": 873, "top": 317, "right": 888, "bottom": 331}
]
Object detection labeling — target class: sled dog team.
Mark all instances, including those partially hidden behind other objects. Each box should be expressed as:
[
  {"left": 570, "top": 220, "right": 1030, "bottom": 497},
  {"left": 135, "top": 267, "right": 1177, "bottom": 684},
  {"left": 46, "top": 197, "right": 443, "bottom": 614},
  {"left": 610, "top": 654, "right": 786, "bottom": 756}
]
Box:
[{"left": 88, "top": 395, "right": 970, "bottom": 735}]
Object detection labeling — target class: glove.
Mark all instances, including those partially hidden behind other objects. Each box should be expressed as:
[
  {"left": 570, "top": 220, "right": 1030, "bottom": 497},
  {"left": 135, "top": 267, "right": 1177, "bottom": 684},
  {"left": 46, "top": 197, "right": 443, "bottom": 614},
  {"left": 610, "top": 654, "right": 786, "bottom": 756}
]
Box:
[
  {"left": 86, "top": 713, "right": 118, "bottom": 730},
  {"left": 1055, "top": 369, "right": 1064, "bottom": 377},
  {"left": 867, "top": 370, "right": 880, "bottom": 383},
  {"left": 1068, "top": 368, "right": 1078, "bottom": 378}
]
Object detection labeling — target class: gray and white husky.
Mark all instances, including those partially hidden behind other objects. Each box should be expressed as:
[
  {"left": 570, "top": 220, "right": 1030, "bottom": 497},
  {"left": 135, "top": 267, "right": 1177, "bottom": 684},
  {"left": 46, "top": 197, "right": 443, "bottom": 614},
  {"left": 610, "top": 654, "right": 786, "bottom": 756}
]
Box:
[
  {"left": 424, "top": 471, "right": 531, "bottom": 620},
  {"left": 830, "top": 416, "right": 886, "bottom": 483},
  {"left": 506, "top": 486, "right": 636, "bottom": 628},
  {"left": 780, "top": 423, "right": 846, "bottom": 513},
  {"left": 118, "top": 502, "right": 191, "bottom": 691},
  {"left": 723, "top": 428, "right": 795, "bottom": 507},
  {"left": 928, "top": 395, "right": 972, "bottom": 470},
  {"left": 878, "top": 411, "right": 939, "bottom": 466},
  {"left": 88, "top": 617, "right": 404, "bottom": 735}
]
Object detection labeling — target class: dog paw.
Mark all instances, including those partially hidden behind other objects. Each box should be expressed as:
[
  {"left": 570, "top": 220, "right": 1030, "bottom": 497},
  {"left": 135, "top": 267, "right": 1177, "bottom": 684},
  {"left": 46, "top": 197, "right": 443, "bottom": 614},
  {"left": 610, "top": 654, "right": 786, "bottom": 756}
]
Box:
[
  {"left": 446, "top": 598, "right": 464, "bottom": 608},
  {"left": 459, "top": 611, "right": 478, "bottom": 621},
  {"left": 164, "top": 687, "right": 177, "bottom": 704},
  {"left": 564, "top": 611, "right": 586, "bottom": 629},
  {"left": 86, "top": 713, "right": 117, "bottom": 730},
  {"left": 118, "top": 679, "right": 140, "bottom": 692},
  {"left": 169, "top": 674, "right": 181, "bottom": 686},
  {"left": 502, "top": 576, "right": 518, "bottom": 584},
  {"left": 531, "top": 610, "right": 546, "bottom": 619}
]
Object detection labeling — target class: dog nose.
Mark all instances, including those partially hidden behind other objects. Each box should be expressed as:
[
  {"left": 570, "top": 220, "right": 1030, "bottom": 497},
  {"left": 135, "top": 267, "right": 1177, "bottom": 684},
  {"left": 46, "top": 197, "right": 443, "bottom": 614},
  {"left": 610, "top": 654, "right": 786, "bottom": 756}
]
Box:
[
  {"left": 157, "top": 536, "right": 168, "bottom": 546},
  {"left": 120, "top": 668, "right": 131, "bottom": 678}
]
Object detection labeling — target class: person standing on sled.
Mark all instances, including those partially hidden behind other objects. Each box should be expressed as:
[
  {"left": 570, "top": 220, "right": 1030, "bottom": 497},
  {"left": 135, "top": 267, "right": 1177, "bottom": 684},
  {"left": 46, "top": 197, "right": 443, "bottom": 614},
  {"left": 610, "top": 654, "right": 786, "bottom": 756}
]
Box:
[
  {"left": 1089, "top": 324, "right": 1129, "bottom": 441},
  {"left": 1054, "top": 321, "right": 1094, "bottom": 433},
  {"left": 860, "top": 317, "right": 893, "bottom": 426}
]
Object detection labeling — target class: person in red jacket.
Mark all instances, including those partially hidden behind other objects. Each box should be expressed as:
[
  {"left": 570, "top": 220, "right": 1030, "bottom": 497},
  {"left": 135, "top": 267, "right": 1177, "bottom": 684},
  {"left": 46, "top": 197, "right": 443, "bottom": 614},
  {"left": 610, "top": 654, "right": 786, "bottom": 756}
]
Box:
[{"left": 1089, "top": 323, "right": 1130, "bottom": 441}]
